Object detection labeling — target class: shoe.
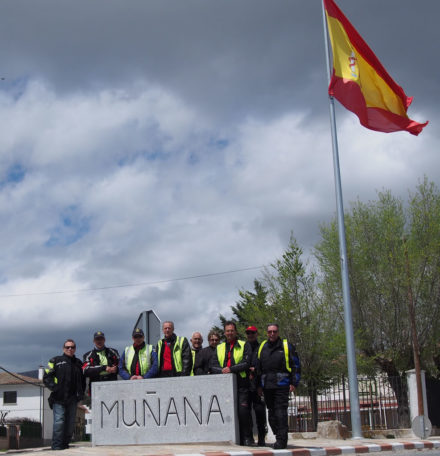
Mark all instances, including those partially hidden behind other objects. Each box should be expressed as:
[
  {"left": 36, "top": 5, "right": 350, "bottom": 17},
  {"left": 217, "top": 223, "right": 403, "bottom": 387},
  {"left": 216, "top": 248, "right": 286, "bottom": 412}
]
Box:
[
  {"left": 257, "top": 440, "right": 266, "bottom": 447},
  {"left": 242, "top": 439, "right": 254, "bottom": 447},
  {"left": 273, "top": 441, "right": 287, "bottom": 449}
]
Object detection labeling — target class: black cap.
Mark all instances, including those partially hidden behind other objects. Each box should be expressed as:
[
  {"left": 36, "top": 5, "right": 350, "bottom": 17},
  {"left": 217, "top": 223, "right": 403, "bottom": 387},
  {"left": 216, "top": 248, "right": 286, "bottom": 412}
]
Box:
[
  {"left": 94, "top": 331, "right": 105, "bottom": 339},
  {"left": 132, "top": 328, "right": 144, "bottom": 337}
]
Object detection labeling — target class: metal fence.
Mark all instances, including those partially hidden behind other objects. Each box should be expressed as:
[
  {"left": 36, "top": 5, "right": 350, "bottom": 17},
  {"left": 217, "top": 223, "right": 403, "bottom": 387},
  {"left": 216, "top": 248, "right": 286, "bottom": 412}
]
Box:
[{"left": 288, "top": 375, "right": 402, "bottom": 432}]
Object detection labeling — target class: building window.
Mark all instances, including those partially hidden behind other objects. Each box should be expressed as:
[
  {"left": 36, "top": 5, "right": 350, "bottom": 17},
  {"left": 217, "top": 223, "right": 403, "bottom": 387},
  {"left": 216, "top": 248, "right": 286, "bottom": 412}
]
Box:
[{"left": 3, "top": 391, "right": 17, "bottom": 404}]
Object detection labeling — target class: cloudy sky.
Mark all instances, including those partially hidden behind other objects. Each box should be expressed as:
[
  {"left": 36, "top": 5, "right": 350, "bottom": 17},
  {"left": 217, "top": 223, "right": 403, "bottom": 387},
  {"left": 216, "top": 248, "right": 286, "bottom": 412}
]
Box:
[{"left": 0, "top": 0, "right": 438, "bottom": 372}]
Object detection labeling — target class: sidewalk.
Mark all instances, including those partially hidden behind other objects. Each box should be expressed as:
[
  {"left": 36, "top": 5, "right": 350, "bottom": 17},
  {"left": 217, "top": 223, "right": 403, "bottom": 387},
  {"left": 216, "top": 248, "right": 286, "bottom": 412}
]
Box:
[{"left": 5, "top": 437, "right": 440, "bottom": 456}]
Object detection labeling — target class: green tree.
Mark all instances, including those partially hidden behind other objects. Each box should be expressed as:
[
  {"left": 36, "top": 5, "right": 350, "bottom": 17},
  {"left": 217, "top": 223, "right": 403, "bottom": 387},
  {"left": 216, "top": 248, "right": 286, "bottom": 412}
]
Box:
[
  {"left": 315, "top": 177, "right": 440, "bottom": 426},
  {"left": 218, "top": 235, "right": 348, "bottom": 430}
]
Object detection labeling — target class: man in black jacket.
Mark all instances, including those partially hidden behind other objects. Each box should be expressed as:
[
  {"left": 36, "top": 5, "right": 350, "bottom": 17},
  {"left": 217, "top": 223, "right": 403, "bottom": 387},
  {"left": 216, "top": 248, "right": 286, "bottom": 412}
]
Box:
[
  {"left": 211, "top": 321, "right": 253, "bottom": 446},
  {"left": 156, "top": 321, "right": 192, "bottom": 377},
  {"left": 257, "top": 324, "right": 301, "bottom": 449},
  {"left": 82, "top": 331, "right": 119, "bottom": 395},
  {"left": 43, "top": 339, "right": 85, "bottom": 451}
]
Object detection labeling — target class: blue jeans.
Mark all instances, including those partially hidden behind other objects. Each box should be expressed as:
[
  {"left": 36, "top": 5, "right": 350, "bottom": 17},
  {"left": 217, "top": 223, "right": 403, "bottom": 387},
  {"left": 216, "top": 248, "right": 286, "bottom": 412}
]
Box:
[{"left": 52, "top": 400, "right": 77, "bottom": 450}]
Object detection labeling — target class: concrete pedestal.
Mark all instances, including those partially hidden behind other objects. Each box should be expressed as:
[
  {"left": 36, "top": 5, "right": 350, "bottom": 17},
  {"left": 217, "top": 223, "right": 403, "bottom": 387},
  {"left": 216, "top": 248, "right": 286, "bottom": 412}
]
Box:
[{"left": 92, "top": 374, "right": 238, "bottom": 446}]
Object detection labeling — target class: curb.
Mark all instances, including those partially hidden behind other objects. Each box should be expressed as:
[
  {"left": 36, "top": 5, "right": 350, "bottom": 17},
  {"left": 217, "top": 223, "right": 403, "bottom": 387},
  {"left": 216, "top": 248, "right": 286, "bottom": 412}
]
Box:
[{"left": 180, "top": 441, "right": 440, "bottom": 456}]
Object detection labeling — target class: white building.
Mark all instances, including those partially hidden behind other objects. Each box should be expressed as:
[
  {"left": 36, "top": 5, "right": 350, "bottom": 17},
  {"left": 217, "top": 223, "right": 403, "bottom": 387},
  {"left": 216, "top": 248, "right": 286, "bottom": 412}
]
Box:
[{"left": 0, "top": 371, "right": 53, "bottom": 443}]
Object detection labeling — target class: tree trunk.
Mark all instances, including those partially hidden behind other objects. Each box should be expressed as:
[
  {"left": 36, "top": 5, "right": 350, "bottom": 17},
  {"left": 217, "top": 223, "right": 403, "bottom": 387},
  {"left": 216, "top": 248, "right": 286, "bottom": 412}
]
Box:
[{"left": 308, "top": 386, "right": 319, "bottom": 431}]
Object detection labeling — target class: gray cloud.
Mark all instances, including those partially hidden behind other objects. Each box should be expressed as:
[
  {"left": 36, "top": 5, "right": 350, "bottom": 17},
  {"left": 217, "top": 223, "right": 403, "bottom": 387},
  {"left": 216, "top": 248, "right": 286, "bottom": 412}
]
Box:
[{"left": 0, "top": 1, "right": 438, "bottom": 371}]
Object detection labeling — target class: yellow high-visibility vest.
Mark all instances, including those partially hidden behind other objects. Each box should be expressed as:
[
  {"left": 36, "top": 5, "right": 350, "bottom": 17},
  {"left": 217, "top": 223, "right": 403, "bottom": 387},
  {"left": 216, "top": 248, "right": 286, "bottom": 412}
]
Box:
[
  {"left": 216, "top": 340, "right": 246, "bottom": 378},
  {"left": 258, "top": 339, "right": 291, "bottom": 372}
]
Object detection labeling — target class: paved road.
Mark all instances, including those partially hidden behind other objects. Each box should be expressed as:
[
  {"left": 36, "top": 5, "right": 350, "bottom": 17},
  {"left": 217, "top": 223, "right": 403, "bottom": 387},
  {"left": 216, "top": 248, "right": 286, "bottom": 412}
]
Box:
[{"left": 5, "top": 439, "right": 440, "bottom": 456}]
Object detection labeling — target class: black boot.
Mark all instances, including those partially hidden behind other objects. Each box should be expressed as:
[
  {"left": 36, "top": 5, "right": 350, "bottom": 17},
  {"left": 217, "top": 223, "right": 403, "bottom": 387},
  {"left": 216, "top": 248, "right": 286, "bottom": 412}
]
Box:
[
  {"left": 257, "top": 431, "right": 266, "bottom": 446},
  {"left": 273, "top": 440, "right": 287, "bottom": 449}
]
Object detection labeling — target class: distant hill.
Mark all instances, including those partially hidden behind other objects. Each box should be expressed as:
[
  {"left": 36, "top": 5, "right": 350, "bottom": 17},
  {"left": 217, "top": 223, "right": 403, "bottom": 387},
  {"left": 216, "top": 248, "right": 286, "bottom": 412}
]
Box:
[{"left": 18, "top": 370, "right": 39, "bottom": 379}]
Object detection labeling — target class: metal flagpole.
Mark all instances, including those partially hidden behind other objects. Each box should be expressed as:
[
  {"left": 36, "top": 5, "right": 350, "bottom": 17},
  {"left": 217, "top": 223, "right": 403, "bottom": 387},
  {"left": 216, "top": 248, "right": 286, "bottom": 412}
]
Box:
[{"left": 321, "top": 0, "right": 362, "bottom": 439}]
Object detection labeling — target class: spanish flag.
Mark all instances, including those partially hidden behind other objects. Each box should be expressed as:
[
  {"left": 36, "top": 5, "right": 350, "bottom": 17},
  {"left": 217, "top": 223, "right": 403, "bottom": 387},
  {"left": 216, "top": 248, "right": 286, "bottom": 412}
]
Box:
[{"left": 324, "top": 0, "right": 428, "bottom": 136}]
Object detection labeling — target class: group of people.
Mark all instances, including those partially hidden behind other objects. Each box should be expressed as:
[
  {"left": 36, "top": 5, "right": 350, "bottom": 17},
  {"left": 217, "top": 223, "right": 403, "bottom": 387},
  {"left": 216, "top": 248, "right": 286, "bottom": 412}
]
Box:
[{"left": 43, "top": 320, "right": 300, "bottom": 451}]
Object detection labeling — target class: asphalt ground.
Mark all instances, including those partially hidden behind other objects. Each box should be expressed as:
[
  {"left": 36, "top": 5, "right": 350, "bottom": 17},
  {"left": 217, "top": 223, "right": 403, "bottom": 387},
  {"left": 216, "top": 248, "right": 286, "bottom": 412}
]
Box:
[{"left": 5, "top": 437, "right": 440, "bottom": 456}]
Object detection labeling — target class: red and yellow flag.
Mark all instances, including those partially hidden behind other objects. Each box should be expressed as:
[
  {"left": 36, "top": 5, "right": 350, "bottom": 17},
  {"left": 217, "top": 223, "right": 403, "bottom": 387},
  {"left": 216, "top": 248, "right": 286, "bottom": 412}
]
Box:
[{"left": 324, "top": 0, "right": 428, "bottom": 136}]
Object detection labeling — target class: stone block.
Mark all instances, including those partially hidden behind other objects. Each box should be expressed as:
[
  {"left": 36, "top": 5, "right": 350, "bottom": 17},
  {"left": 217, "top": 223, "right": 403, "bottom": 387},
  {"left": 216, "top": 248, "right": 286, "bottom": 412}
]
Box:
[
  {"left": 317, "top": 420, "right": 348, "bottom": 440},
  {"left": 92, "top": 374, "right": 238, "bottom": 445}
]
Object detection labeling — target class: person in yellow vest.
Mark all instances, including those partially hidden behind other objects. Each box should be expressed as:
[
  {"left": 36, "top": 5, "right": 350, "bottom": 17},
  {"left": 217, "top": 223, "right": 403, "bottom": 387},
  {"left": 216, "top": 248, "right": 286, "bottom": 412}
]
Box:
[
  {"left": 256, "top": 323, "right": 301, "bottom": 449},
  {"left": 119, "top": 328, "right": 158, "bottom": 380},
  {"left": 156, "top": 321, "right": 192, "bottom": 377},
  {"left": 190, "top": 331, "right": 203, "bottom": 375},
  {"left": 211, "top": 321, "right": 253, "bottom": 446},
  {"left": 82, "top": 331, "right": 119, "bottom": 395}
]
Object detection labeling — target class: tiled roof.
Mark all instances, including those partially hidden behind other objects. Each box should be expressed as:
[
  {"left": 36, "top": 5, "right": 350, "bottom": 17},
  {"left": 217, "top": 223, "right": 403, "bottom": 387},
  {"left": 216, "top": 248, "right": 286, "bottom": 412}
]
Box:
[{"left": 0, "top": 372, "right": 42, "bottom": 386}]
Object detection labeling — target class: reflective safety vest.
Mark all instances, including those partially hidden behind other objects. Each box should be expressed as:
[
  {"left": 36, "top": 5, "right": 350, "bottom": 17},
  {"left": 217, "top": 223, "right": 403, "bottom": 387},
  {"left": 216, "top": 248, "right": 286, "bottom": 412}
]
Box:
[
  {"left": 96, "top": 350, "right": 109, "bottom": 376},
  {"left": 157, "top": 337, "right": 185, "bottom": 373},
  {"left": 216, "top": 340, "right": 246, "bottom": 378},
  {"left": 125, "top": 344, "right": 152, "bottom": 376},
  {"left": 191, "top": 350, "right": 196, "bottom": 376},
  {"left": 257, "top": 339, "right": 291, "bottom": 372}
]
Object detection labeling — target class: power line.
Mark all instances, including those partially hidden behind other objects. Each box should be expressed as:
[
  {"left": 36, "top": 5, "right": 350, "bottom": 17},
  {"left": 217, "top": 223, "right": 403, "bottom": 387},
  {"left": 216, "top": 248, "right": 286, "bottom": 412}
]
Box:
[{"left": 0, "top": 265, "right": 264, "bottom": 298}]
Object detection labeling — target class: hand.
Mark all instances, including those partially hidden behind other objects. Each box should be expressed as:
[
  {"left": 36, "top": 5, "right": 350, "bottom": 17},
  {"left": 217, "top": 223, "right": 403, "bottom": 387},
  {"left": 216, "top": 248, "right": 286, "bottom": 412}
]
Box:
[
  {"left": 106, "top": 366, "right": 117, "bottom": 374},
  {"left": 257, "top": 387, "right": 263, "bottom": 397},
  {"left": 289, "top": 384, "right": 295, "bottom": 393},
  {"left": 130, "top": 375, "right": 143, "bottom": 380},
  {"left": 222, "top": 367, "right": 231, "bottom": 374}
]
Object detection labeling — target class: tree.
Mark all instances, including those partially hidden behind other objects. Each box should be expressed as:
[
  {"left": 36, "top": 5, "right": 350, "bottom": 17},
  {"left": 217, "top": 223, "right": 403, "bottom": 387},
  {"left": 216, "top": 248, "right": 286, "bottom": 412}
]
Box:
[{"left": 315, "top": 177, "right": 440, "bottom": 426}]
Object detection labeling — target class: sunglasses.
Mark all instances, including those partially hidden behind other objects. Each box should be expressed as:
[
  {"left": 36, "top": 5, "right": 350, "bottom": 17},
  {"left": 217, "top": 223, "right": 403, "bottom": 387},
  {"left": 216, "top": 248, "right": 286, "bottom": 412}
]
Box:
[
  {"left": 133, "top": 335, "right": 143, "bottom": 339},
  {"left": 64, "top": 346, "right": 76, "bottom": 349}
]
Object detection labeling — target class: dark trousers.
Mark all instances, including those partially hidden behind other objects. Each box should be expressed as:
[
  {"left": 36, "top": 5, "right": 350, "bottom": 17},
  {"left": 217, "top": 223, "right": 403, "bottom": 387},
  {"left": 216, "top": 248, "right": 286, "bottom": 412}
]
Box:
[
  {"left": 159, "top": 370, "right": 174, "bottom": 378},
  {"left": 237, "top": 387, "right": 252, "bottom": 444},
  {"left": 52, "top": 399, "right": 77, "bottom": 450},
  {"left": 264, "top": 387, "right": 289, "bottom": 445},
  {"left": 249, "top": 390, "right": 267, "bottom": 439}
]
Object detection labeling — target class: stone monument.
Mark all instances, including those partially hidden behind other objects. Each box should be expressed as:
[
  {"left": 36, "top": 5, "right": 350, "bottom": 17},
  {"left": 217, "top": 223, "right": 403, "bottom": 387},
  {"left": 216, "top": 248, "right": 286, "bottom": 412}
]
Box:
[{"left": 92, "top": 374, "right": 238, "bottom": 445}]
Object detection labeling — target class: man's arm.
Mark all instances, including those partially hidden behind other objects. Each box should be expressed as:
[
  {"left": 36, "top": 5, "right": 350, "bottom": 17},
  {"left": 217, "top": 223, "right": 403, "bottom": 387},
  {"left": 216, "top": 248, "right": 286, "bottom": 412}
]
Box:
[
  {"left": 43, "top": 357, "right": 58, "bottom": 391},
  {"left": 118, "top": 350, "right": 131, "bottom": 380},
  {"left": 289, "top": 343, "right": 301, "bottom": 388},
  {"left": 210, "top": 346, "right": 222, "bottom": 374},
  {"left": 77, "top": 358, "right": 86, "bottom": 398},
  {"left": 180, "top": 337, "right": 193, "bottom": 376},
  {"left": 144, "top": 349, "right": 158, "bottom": 379},
  {"left": 82, "top": 351, "right": 107, "bottom": 379}
]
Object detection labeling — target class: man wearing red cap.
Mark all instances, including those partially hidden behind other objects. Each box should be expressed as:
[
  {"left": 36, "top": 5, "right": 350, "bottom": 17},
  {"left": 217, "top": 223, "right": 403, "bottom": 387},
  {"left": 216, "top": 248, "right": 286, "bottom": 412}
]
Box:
[{"left": 246, "top": 326, "right": 267, "bottom": 446}]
